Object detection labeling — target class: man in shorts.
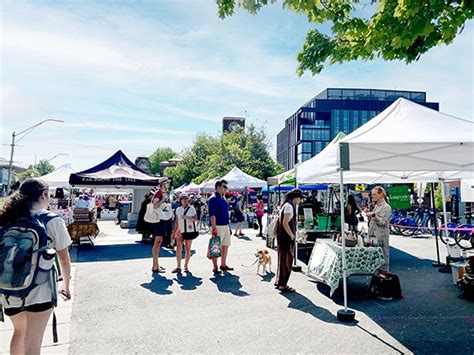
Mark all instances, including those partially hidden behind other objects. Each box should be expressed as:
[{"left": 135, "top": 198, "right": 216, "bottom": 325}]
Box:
[{"left": 208, "top": 179, "right": 233, "bottom": 273}]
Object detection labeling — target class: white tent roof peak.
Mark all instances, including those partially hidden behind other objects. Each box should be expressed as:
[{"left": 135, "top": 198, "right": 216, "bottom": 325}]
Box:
[
  {"left": 344, "top": 97, "right": 473, "bottom": 144},
  {"left": 221, "top": 167, "right": 266, "bottom": 188}
]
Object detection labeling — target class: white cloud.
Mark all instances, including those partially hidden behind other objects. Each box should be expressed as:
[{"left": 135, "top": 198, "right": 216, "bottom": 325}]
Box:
[{"left": 63, "top": 121, "right": 195, "bottom": 136}]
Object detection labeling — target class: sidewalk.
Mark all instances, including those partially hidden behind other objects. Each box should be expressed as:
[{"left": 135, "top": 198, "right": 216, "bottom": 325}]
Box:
[{"left": 0, "top": 268, "right": 76, "bottom": 354}]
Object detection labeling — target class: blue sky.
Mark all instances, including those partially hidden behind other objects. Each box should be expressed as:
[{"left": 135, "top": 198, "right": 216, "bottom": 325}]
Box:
[{"left": 1, "top": 0, "right": 472, "bottom": 171}]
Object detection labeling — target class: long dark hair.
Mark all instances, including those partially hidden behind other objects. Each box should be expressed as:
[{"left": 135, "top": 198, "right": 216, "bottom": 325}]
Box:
[
  {"left": 0, "top": 178, "right": 48, "bottom": 227},
  {"left": 347, "top": 195, "right": 360, "bottom": 213}
]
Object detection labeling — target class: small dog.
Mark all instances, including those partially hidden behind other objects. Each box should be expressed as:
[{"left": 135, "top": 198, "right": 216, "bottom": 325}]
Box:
[{"left": 255, "top": 249, "right": 271, "bottom": 275}]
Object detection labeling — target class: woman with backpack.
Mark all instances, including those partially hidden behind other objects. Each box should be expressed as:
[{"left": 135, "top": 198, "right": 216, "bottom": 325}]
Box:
[
  {"left": 274, "top": 188, "right": 303, "bottom": 293},
  {"left": 171, "top": 193, "right": 199, "bottom": 273},
  {"left": 0, "top": 178, "right": 72, "bottom": 354}
]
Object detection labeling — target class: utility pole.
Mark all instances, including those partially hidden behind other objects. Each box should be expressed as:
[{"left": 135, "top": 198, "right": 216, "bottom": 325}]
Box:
[{"left": 6, "top": 119, "right": 64, "bottom": 193}]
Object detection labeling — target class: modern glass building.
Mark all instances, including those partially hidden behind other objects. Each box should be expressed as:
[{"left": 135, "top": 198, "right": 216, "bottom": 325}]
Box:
[{"left": 276, "top": 88, "right": 439, "bottom": 170}]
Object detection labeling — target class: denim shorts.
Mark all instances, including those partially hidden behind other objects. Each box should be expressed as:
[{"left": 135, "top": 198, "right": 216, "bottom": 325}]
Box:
[{"left": 152, "top": 221, "right": 168, "bottom": 237}]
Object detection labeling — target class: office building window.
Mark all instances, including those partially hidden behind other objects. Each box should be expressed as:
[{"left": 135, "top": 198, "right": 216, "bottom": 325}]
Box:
[{"left": 342, "top": 110, "right": 350, "bottom": 134}]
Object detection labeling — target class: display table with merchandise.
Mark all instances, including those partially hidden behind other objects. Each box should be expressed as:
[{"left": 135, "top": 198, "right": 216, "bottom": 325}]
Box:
[
  {"left": 68, "top": 207, "right": 99, "bottom": 245},
  {"left": 307, "top": 239, "right": 384, "bottom": 296}
]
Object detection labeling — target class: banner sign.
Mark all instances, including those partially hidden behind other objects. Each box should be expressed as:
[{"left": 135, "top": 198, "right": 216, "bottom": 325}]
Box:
[{"left": 387, "top": 185, "right": 411, "bottom": 209}]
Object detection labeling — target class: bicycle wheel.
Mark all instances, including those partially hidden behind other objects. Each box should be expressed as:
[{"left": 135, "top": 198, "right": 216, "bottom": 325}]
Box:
[
  {"left": 454, "top": 225, "right": 474, "bottom": 250},
  {"left": 438, "top": 223, "right": 457, "bottom": 246}
]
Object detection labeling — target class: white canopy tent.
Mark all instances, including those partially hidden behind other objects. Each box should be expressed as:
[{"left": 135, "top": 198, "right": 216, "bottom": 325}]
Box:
[
  {"left": 327, "top": 98, "right": 474, "bottom": 322},
  {"left": 183, "top": 182, "right": 201, "bottom": 193},
  {"left": 41, "top": 164, "right": 76, "bottom": 189},
  {"left": 221, "top": 167, "right": 267, "bottom": 189},
  {"left": 199, "top": 177, "right": 221, "bottom": 191},
  {"left": 293, "top": 99, "right": 473, "bottom": 320}
]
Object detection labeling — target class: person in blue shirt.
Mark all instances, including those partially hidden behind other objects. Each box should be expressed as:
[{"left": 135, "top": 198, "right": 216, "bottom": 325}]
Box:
[{"left": 208, "top": 179, "right": 233, "bottom": 274}]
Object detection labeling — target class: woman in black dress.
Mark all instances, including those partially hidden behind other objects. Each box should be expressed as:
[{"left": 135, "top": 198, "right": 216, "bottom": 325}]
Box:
[
  {"left": 136, "top": 192, "right": 153, "bottom": 242},
  {"left": 275, "top": 188, "right": 304, "bottom": 293}
]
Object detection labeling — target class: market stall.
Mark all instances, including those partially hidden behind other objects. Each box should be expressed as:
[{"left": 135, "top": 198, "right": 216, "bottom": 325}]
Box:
[
  {"left": 299, "top": 98, "right": 474, "bottom": 321},
  {"left": 68, "top": 150, "right": 160, "bottom": 243},
  {"left": 307, "top": 240, "right": 384, "bottom": 296}
]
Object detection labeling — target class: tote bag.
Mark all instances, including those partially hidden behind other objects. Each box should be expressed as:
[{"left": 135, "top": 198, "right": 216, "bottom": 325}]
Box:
[
  {"left": 144, "top": 203, "right": 160, "bottom": 223},
  {"left": 207, "top": 235, "right": 222, "bottom": 259}
]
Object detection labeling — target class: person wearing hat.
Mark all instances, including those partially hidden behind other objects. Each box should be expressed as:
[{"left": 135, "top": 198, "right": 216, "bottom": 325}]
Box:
[
  {"left": 275, "top": 188, "right": 304, "bottom": 293},
  {"left": 171, "top": 193, "right": 199, "bottom": 273},
  {"left": 151, "top": 177, "right": 171, "bottom": 273}
]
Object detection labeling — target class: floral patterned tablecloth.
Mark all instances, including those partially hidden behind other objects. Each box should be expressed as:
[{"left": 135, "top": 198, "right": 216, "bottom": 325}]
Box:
[{"left": 307, "top": 240, "right": 384, "bottom": 296}]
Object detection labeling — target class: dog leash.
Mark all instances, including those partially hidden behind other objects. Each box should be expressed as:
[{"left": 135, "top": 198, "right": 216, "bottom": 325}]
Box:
[{"left": 241, "top": 259, "right": 260, "bottom": 268}]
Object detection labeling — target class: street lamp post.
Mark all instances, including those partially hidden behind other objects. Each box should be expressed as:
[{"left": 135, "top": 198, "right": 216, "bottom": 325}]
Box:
[
  {"left": 6, "top": 119, "right": 64, "bottom": 192},
  {"left": 47, "top": 153, "right": 68, "bottom": 163}
]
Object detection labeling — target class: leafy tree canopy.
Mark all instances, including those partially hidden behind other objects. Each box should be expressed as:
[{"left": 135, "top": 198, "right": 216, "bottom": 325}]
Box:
[
  {"left": 149, "top": 147, "right": 177, "bottom": 174},
  {"left": 216, "top": 0, "right": 472, "bottom": 75},
  {"left": 34, "top": 159, "right": 55, "bottom": 176},
  {"left": 165, "top": 125, "right": 283, "bottom": 187}
]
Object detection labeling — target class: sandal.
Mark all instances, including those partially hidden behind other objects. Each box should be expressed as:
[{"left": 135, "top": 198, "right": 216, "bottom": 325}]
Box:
[
  {"left": 153, "top": 266, "right": 166, "bottom": 273},
  {"left": 278, "top": 286, "right": 296, "bottom": 293},
  {"left": 172, "top": 268, "right": 182, "bottom": 274},
  {"left": 184, "top": 267, "right": 189, "bottom": 272}
]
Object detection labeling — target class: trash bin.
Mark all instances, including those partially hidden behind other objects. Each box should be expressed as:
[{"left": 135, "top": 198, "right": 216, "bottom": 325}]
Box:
[{"left": 119, "top": 202, "right": 132, "bottom": 221}]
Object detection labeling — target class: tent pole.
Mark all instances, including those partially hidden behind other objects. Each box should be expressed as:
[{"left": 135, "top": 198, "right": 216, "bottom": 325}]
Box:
[
  {"left": 438, "top": 179, "right": 452, "bottom": 273},
  {"left": 440, "top": 179, "right": 450, "bottom": 242},
  {"left": 337, "top": 168, "right": 355, "bottom": 322},
  {"left": 431, "top": 182, "right": 444, "bottom": 267},
  {"left": 292, "top": 169, "right": 301, "bottom": 272},
  {"left": 340, "top": 170, "right": 348, "bottom": 311}
]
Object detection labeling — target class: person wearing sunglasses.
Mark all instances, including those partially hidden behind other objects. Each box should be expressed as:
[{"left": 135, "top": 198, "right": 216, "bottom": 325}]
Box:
[{"left": 208, "top": 179, "right": 234, "bottom": 274}]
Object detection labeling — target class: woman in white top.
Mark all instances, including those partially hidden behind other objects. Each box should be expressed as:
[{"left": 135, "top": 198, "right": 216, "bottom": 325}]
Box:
[
  {"left": 0, "top": 178, "right": 72, "bottom": 354},
  {"left": 171, "top": 194, "right": 198, "bottom": 273}
]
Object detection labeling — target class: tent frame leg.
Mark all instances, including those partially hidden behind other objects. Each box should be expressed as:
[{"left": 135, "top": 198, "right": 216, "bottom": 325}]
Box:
[{"left": 336, "top": 168, "right": 355, "bottom": 323}]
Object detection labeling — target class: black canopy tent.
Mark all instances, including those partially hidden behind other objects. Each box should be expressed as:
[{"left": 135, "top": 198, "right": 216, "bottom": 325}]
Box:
[{"left": 69, "top": 150, "right": 160, "bottom": 188}]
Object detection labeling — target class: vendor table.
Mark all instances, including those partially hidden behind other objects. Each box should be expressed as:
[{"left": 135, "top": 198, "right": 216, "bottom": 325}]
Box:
[
  {"left": 67, "top": 222, "right": 100, "bottom": 245},
  {"left": 307, "top": 239, "right": 384, "bottom": 296}
]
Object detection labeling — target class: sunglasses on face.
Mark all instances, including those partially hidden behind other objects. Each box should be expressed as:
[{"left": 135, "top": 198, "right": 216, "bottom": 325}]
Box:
[{"left": 222, "top": 185, "right": 228, "bottom": 189}]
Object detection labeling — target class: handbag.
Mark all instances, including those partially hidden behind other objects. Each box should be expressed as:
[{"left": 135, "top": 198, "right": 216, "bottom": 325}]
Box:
[
  {"left": 144, "top": 203, "right": 160, "bottom": 223},
  {"left": 157, "top": 203, "right": 173, "bottom": 221},
  {"left": 370, "top": 271, "right": 403, "bottom": 299},
  {"left": 207, "top": 235, "right": 222, "bottom": 259}
]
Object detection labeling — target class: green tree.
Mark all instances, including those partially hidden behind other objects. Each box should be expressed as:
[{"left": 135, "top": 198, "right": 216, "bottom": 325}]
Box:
[
  {"left": 16, "top": 167, "right": 39, "bottom": 182},
  {"left": 34, "top": 159, "right": 55, "bottom": 176},
  {"left": 216, "top": 0, "right": 472, "bottom": 75},
  {"left": 165, "top": 126, "right": 283, "bottom": 187},
  {"left": 149, "top": 147, "right": 177, "bottom": 175}
]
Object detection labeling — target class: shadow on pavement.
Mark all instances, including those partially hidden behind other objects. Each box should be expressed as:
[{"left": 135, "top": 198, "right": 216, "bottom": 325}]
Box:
[
  {"left": 281, "top": 292, "right": 354, "bottom": 326},
  {"left": 174, "top": 271, "right": 203, "bottom": 291},
  {"left": 74, "top": 243, "right": 174, "bottom": 262},
  {"left": 314, "top": 246, "right": 474, "bottom": 354},
  {"left": 237, "top": 236, "right": 252, "bottom": 241},
  {"left": 140, "top": 273, "right": 173, "bottom": 295},
  {"left": 210, "top": 273, "right": 250, "bottom": 297},
  {"left": 259, "top": 271, "right": 275, "bottom": 283}
]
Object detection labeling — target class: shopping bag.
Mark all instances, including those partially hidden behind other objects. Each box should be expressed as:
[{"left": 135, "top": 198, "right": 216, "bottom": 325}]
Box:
[
  {"left": 207, "top": 235, "right": 222, "bottom": 259},
  {"left": 144, "top": 203, "right": 160, "bottom": 223}
]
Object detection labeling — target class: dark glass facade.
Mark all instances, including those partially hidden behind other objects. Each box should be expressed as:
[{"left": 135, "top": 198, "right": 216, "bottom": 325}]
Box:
[{"left": 276, "top": 88, "right": 439, "bottom": 171}]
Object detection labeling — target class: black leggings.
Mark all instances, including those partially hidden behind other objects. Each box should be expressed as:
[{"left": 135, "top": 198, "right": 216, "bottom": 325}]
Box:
[{"left": 257, "top": 215, "right": 263, "bottom": 235}]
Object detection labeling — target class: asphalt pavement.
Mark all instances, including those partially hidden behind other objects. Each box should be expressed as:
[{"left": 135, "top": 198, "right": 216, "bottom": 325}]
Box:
[
  {"left": 3, "top": 220, "right": 470, "bottom": 354},
  {"left": 64, "top": 220, "right": 472, "bottom": 355}
]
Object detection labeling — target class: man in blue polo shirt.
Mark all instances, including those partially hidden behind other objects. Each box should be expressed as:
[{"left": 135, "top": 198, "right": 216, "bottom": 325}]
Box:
[{"left": 208, "top": 179, "right": 233, "bottom": 273}]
